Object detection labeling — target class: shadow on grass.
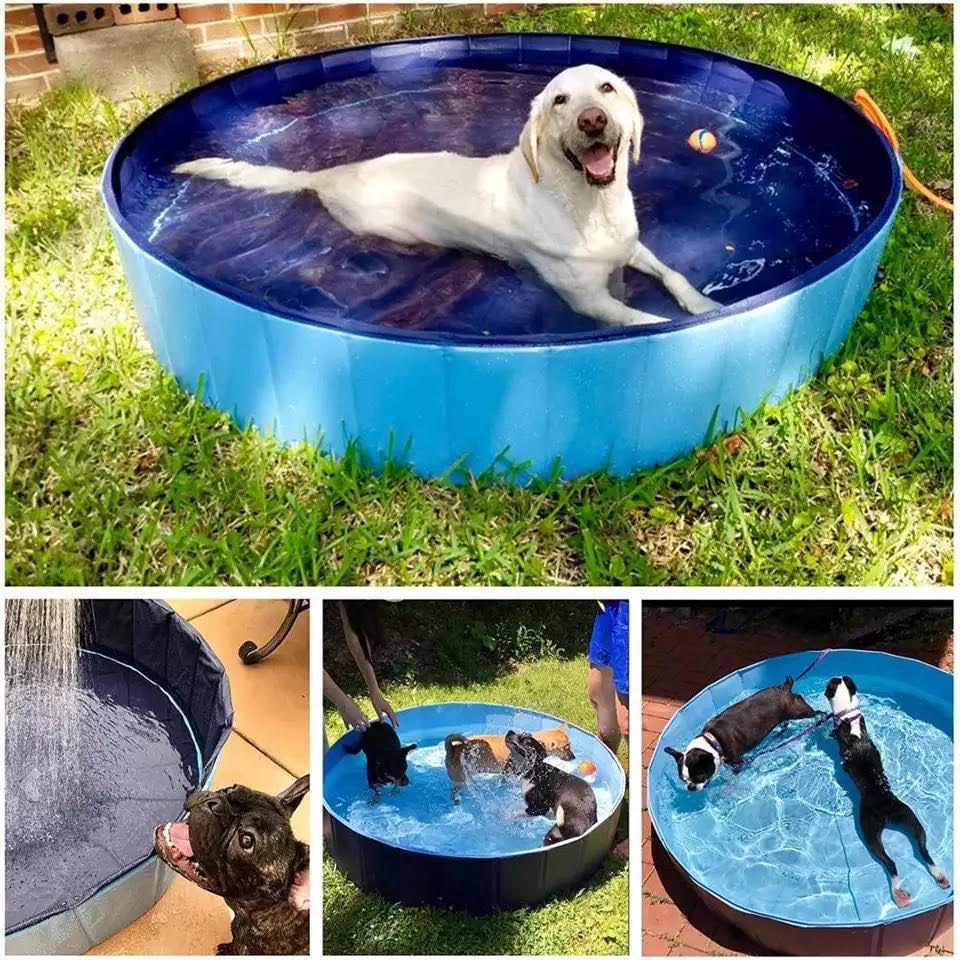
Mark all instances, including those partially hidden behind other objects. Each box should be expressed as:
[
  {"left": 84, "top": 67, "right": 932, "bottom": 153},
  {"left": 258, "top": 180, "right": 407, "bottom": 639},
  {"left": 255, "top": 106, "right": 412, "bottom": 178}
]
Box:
[
  {"left": 324, "top": 599, "right": 601, "bottom": 695},
  {"left": 322, "top": 847, "right": 628, "bottom": 955}
]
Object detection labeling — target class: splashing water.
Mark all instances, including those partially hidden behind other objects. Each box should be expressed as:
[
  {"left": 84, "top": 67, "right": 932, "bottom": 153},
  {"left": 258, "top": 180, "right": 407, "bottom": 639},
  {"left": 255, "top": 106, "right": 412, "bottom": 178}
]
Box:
[
  {"left": 326, "top": 740, "right": 615, "bottom": 856},
  {"left": 5, "top": 599, "right": 85, "bottom": 842}
]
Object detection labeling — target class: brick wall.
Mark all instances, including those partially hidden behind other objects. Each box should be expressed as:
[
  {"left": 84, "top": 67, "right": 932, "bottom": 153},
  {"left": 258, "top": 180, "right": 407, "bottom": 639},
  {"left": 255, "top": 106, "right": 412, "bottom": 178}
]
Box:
[{"left": 5, "top": 3, "right": 525, "bottom": 101}]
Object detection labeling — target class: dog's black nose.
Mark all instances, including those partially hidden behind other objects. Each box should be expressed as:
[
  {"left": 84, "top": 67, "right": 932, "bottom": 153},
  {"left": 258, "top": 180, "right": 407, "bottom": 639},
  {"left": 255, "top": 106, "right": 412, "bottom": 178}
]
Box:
[{"left": 578, "top": 107, "right": 607, "bottom": 136}]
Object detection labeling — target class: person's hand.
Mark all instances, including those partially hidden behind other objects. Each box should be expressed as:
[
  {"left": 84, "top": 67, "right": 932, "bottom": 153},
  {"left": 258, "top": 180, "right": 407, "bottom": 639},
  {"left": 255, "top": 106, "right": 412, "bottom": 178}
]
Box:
[
  {"left": 370, "top": 690, "right": 399, "bottom": 728},
  {"left": 338, "top": 697, "right": 370, "bottom": 732}
]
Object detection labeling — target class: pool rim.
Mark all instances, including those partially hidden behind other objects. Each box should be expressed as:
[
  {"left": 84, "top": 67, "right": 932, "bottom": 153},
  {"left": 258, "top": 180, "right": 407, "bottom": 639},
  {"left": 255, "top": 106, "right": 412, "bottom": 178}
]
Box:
[
  {"left": 647, "top": 648, "right": 954, "bottom": 930},
  {"left": 323, "top": 699, "right": 627, "bottom": 858},
  {"left": 101, "top": 30, "right": 902, "bottom": 348}
]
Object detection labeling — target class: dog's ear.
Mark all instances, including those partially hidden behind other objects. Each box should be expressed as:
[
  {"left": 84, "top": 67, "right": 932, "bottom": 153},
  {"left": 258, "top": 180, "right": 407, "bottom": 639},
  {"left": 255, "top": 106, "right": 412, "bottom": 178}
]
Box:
[
  {"left": 621, "top": 81, "right": 644, "bottom": 164},
  {"left": 519, "top": 94, "right": 546, "bottom": 183},
  {"left": 664, "top": 745, "right": 684, "bottom": 769},
  {"left": 288, "top": 842, "right": 310, "bottom": 912},
  {"left": 276, "top": 774, "right": 309, "bottom": 818},
  {"left": 843, "top": 676, "right": 857, "bottom": 695},
  {"left": 825, "top": 677, "right": 840, "bottom": 700},
  {"left": 783, "top": 676, "right": 795, "bottom": 689},
  {"left": 402, "top": 743, "right": 418, "bottom": 755}
]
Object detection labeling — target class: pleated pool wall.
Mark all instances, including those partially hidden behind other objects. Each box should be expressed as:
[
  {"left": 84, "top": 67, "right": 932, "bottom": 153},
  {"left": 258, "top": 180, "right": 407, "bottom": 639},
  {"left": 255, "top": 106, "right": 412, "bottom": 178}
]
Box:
[{"left": 104, "top": 34, "right": 901, "bottom": 479}]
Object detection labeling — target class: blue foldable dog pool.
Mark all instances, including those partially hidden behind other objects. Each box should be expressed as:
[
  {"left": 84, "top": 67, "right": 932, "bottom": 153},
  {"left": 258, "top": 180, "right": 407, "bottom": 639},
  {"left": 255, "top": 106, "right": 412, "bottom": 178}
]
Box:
[
  {"left": 648, "top": 650, "right": 953, "bottom": 955},
  {"left": 5, "top": 600, "right": 233, "bottom": 956},
  {"left": 323, "top": 702, "right": 626, "bottom": 912},
  {"left": 103, "top": 33, "right": 901, "bottom": 480}
]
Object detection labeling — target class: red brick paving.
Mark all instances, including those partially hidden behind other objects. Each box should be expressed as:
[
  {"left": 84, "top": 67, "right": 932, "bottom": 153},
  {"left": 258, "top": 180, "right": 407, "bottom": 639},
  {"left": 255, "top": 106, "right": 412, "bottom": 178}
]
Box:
[{"left": 641, "top": 606, "right": 954, "bottom": 957}]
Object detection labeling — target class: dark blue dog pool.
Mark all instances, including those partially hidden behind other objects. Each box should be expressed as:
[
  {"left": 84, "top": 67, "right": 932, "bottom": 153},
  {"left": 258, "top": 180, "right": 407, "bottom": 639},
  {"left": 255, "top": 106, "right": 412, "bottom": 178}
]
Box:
[
  {"left": 649, "top": 650, "right": 953, "bottom": 955},
  {"left": 5, "top": 601, "right": 232, "bottom": 956},
  {"left": 323, "top": 702, "right": 626, "bottom": 912}
]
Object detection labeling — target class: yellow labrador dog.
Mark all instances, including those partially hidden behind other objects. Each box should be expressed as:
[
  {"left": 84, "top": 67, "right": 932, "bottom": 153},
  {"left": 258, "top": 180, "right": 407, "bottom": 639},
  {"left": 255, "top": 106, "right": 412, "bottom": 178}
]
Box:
[{"left": 175, "top": 64, "right": 718, "bottom": 327}]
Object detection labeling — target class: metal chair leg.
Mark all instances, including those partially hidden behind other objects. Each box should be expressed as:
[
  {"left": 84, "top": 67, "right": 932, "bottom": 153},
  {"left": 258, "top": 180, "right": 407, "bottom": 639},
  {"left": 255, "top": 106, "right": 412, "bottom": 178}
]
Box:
[{"left": 238, "top": 599, "right": 309, "bottom": 664}]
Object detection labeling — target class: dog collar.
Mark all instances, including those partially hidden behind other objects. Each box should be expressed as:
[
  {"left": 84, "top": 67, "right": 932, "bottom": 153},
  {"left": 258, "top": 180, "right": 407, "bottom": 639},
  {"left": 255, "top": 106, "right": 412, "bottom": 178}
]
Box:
[{"left": 701, "top": 731, "right": 724, "bottom": 761}]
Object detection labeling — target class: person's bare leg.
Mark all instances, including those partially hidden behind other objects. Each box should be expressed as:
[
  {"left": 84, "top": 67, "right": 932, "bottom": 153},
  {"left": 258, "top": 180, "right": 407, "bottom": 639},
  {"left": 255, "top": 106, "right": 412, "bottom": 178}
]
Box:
[
  {"left": 611, "top": 690, "right": 629, "bottom": 859},
  {"left": 588, "top": 664, "right": 621, "bottom": 754},
  {"left": 616, "top": 691, "right": 629, "bottom": 751}
]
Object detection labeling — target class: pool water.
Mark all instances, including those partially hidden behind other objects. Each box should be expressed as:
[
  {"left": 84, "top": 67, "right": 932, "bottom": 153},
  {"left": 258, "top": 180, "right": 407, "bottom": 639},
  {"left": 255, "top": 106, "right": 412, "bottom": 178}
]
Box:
[
  {"left": 653, "top": 675, "right": 953, "bottom": 925},
  {"left": 5, "top": 650, "right": 199, "bottom": 932},
  {"left": 123, "top": 66, "right": 876, "bottom": 338},
  {"left": 325, "top": 738, "right": 614, "bottom": 857}
]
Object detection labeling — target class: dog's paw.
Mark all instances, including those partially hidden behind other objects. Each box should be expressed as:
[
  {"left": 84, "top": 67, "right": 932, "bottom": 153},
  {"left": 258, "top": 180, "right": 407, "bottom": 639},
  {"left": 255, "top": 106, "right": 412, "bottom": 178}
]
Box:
[
  {"left": 933, "top": 868, "right": 952, "bottom": 889},
  {"left": 216, "top": 942, "right": 235, "bottom": 955},
  {"left": 684, "top": 292, "right": 722, "bottom": 315},
  {"left": 893, "top": 887, "right": 912, "bottom": 907}
]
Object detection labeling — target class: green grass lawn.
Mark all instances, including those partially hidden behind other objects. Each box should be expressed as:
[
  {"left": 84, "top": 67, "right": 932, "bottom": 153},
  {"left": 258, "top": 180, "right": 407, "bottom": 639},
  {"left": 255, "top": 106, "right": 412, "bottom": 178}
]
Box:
[
  {"left": 323, "top": 655, "right": 628, "bottom": 955},
  {"left": 5, "top": 4, "right": 952, "bottom": 585}
]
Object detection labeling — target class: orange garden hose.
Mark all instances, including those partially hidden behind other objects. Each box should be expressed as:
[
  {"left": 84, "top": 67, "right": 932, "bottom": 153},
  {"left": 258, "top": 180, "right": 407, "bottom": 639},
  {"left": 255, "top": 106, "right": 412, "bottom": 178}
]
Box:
[{"left": 853, "top": 89, "right": 953, "bottom": 213}]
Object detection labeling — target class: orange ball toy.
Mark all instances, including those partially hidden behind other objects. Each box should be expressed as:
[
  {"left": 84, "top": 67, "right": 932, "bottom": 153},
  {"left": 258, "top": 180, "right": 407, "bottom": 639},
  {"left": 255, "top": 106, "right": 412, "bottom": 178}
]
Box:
[
  {"left": 688, "top": 128, "right": 717, "bottom": 153},
  {"left": 578, "top": 760, "right": 597, "bottom": 776}
]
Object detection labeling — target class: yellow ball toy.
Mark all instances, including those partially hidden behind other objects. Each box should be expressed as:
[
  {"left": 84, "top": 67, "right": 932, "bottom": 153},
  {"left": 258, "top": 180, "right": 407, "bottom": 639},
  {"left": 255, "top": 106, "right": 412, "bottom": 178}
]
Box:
[{"left": 688, "top": 128, "right": 717, "bottom": 153}]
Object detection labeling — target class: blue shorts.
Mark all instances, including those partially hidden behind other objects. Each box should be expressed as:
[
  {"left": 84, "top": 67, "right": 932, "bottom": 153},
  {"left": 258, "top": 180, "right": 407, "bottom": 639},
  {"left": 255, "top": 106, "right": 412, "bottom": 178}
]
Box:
[{"left": 588, "top": 600, "right": 629, "bottom": 695}]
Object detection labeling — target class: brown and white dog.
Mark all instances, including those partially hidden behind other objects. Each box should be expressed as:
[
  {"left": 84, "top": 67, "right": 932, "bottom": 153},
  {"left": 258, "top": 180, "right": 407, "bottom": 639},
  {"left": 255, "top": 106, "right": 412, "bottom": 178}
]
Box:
[{"left": 444, "top": 724, "right": 574, "bottom": 801}]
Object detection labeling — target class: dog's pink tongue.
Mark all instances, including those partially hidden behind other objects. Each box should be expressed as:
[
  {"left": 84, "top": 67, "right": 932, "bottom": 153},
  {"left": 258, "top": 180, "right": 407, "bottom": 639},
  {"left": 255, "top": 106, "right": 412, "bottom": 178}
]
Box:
[
  {"left": 169, "top": 821, "right": 194, "bottom": 859},
  {"left": 581, "top": 143, "right": 614, "bottom": 179}
]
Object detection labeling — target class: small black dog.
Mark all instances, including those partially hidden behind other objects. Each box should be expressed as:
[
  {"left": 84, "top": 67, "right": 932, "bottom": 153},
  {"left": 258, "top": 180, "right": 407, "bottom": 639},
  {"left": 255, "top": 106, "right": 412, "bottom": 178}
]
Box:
[
  {"left": 826, "top": 676, "right": 951, "bottom": 907},
  {"left": 664, "top": 676, "right": 816, "bottom": 790},
  {"left": 154, "top": 775, "right": 309, "bottom": 955},
  {"left": 504, "top": 730, "right": 597, "bottom": 845},
  {"left": 343, "top": 720, "right": 417, "bottom": 792}
]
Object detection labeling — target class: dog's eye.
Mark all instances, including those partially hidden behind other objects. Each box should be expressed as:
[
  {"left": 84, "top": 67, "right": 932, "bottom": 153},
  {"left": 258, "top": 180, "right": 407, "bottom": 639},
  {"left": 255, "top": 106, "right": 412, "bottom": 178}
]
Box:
[
  {"left": 239, "top": 832, "right": 255, "bottom": 851},
  {"left": 553, "top": 94, "right": 568, "bottom": 106},
  {"left": 599, "top": 82, "right": 615, "bottom": 94}
]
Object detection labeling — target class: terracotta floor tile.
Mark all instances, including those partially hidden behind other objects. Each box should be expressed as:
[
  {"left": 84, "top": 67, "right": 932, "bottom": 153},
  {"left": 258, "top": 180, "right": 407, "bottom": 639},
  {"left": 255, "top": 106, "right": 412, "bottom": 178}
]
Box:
[
  {"left": 644, "top": 898, "right": 686, "bottom": 939},
  {"left": 932, "top": 927, "right": 955, "bottom": 952},
  {"left": 644, "top": 699, "right": 680, "bottom": 721},
  {"left": 641, "top": 838, "right": 654, "bottom": 865},
  {"left": 678, "top": 912, "right": 721, "bottom": 953},
  {"left": 189, "top": 600, "right": 310, "bottom": 775},
  {"left": 645, "top": 866, "right": 671, "bottom": 901},
  {"left": 166, "top": 599, "right": 232, "bottom": 621},
  {"left": 643, "top": 932, "right": 672, "bottom": 957},
  {"left": 89, "top": 736, "right": 309, "bottom": 955},
  {"left": 642, "top": 712, "right": 669, "bottom": 735}
]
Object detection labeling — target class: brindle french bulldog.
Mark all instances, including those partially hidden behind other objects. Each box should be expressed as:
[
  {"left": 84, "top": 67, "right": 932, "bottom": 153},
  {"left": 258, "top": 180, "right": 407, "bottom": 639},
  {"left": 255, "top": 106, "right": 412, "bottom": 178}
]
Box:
[{"left": 155, "top": 775, "right": 309, "bottom": 955}]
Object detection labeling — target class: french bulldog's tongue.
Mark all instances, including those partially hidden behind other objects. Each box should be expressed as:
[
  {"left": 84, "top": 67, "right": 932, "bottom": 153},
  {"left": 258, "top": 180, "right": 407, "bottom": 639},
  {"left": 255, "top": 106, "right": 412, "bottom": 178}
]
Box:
[
  {"left": 581, "top": 143, "right": 614, "bottom": 179},
  {"left": 169, "top": 821, "right": 194, "bottom": 859}
]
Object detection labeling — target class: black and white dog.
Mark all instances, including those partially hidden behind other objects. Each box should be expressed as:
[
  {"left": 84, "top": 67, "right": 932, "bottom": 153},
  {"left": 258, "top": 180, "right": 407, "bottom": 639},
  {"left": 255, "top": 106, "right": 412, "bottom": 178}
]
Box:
[
  {"left": 504, "top": 731, "right": 597, "bottom": 845},
  {"left": 664, "top": 677, "right": 816, "bottom": 790},
  {"left": 825, "top": 676, "right": 950, "bottom": 907}
]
